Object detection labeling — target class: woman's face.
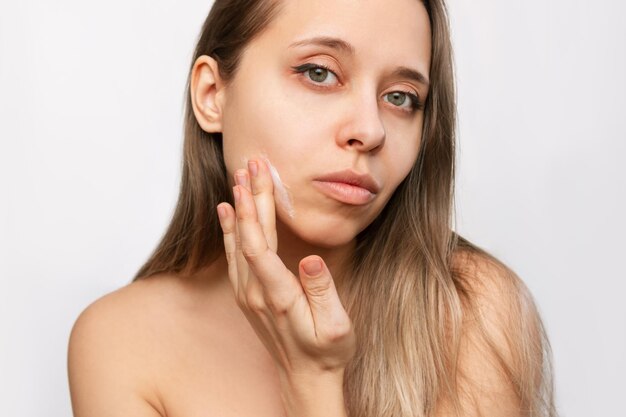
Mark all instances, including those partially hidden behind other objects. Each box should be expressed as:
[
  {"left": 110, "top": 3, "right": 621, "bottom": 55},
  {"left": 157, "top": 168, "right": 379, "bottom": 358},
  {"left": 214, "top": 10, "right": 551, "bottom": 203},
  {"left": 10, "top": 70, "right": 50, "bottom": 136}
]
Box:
[{"left": 219, "top": 0, "right": 431, "bottom": 248}]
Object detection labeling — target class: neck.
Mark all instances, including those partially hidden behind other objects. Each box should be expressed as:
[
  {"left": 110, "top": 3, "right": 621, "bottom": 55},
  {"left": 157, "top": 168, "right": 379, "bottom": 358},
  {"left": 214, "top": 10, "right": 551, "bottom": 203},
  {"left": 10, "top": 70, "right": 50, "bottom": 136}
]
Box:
[
  {"left": 178, "top": 218, "right": 357, "bottom": 375},
  {"left": 198, "top": 217, "right": 355, "bottom": 293},
  {"left": 274, "top": 218, "right": 355, "bottom": 289}
]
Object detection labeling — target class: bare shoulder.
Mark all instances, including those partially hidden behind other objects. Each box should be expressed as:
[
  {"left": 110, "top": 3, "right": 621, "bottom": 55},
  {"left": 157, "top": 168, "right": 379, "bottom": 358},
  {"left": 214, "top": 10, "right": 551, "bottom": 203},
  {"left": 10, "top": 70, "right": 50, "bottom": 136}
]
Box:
[
  {"left": 451, "top": 246, "right": 544, "bottom": 361},
  {"left": 68, "top": 274, "right": 192, "bottom": 417},
  {"left": 437, "top": 247, "right": 552, "bottom": 417}
]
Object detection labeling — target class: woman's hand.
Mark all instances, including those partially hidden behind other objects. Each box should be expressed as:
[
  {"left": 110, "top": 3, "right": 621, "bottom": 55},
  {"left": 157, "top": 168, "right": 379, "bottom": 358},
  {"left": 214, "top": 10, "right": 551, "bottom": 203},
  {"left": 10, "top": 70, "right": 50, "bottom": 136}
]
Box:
[{"left": 216, "top": 157, "right": 357, "bottom": 380}]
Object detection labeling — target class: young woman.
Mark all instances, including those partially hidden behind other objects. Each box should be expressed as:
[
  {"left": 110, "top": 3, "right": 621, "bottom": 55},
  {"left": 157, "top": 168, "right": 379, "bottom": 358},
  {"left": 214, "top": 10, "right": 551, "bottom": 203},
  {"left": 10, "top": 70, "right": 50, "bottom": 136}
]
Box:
[{"left": 68, "top": 0, "right": 558, "bottom": 416}]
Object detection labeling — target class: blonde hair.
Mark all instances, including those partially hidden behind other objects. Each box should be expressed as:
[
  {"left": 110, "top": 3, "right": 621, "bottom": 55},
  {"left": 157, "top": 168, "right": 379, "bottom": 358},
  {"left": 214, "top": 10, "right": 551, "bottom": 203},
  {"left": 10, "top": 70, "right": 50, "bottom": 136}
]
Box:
[{"left": 133, "top": 0, "right": 558, "bottom": 416}]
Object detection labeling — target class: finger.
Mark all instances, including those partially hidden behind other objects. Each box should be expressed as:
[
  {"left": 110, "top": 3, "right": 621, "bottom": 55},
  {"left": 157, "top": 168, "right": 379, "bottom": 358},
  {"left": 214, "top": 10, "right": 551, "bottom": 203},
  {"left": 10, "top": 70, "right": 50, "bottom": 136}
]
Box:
[
  {"left": 232, "top": 203, "right": 251, "bottom": 298},
  {"left": 298, "top": 256, "right": 354, "bottom": 345},
  {"left": 234, "top": 183, "right": 300, "bottom": 295},
  {"left": 234, "top": 170, "right": 255, "bottom": 293},
  {"left": 222, "top": 197, "right": 261, "bottom": 310},
  {"left": 216, "top": 202, "right": 241, "bottom": 298},
  {"left": 221, "top": 184, "right": 252, "bottom": 300},
  {"left": 234, "top": 168, "right": 251, "bottom": 193},
  {"left": 249, "top": 158, "right": 278, "bottom": 252}
]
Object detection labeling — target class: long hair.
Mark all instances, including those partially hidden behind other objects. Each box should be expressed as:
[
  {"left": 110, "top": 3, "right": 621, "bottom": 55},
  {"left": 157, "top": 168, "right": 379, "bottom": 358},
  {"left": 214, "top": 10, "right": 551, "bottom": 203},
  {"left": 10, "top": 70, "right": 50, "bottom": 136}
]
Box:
[{"left": 133, "top": 1, "right": 558, "bottom": 416}]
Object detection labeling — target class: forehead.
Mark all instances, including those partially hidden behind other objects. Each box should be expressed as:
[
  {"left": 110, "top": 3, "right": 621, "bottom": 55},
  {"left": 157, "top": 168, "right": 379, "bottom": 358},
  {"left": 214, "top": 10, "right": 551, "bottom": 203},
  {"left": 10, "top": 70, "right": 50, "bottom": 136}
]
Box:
[{"left": 254, "top": 0, "right": 431, "bottom": 74}]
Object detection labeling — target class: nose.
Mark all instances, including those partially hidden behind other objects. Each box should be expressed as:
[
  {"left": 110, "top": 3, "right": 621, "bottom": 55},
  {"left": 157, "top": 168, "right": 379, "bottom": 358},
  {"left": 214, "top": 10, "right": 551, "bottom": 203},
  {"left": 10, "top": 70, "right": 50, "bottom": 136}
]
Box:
[{"left": 336, "top": 90, "right": 386, "bottom": 153}]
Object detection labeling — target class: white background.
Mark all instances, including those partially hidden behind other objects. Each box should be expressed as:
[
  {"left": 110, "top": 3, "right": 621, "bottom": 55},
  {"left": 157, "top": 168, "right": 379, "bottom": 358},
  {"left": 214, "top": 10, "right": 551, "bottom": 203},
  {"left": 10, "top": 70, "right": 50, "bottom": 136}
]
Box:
[{"left": 1, "top": 1, "right": 624, "bottom": 416}]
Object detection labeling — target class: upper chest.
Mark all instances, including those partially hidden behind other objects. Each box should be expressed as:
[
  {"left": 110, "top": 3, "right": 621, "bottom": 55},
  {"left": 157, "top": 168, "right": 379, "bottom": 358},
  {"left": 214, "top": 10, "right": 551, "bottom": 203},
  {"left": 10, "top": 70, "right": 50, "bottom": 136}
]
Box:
[{"left": 145, "top": 282, "right": 289, "bottom": 417}]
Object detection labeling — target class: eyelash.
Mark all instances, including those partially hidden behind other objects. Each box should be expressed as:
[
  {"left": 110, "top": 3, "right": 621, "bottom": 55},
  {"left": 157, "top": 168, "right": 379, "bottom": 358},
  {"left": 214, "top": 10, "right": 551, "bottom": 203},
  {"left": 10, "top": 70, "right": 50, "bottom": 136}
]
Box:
[{"left": 291, "top": 63, "right": 425, "bottom": 113}]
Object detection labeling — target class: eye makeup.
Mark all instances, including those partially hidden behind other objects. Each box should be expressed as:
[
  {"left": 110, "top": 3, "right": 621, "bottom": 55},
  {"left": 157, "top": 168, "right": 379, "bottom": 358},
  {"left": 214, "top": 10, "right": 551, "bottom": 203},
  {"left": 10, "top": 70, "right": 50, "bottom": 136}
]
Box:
[{"left": 290, "top": 62, "right": 424, "bottom": 113}]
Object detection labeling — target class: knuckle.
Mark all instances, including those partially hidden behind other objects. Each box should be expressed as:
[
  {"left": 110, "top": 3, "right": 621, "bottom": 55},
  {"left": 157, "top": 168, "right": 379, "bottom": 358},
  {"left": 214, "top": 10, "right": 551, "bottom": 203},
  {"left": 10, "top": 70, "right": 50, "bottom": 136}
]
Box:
[
  {"left": 321, "top": 321, "right": 353, "bottom": 343},
  {"left": 236, "top": 212, "right": 249, "bottom": 225},
  {"left": 225, "top": 250, "right": 237, "bottom": 264},
  {"left": 241, "top": 245, "right": 259, "bottom": 260},
  {"left": 266, "top": 294, "right": 292, "bottom": 316},
  {"left": 235, "top": 295, "right": 247, "bottom": 310},
  {"left": 254, "top": 172, "right": 272, "bottom": 191},
  {"left": 306, "top": 281, "right": 332, "bottom": 297},
  {"left": 245, "top": 290, "right": 266, "bottom": 313},
  {"left": 251, "top": 186, "right": 265, "bottom": 197},
  {"left": 241, "top": 243, "right": 267, "bottom": 263}
]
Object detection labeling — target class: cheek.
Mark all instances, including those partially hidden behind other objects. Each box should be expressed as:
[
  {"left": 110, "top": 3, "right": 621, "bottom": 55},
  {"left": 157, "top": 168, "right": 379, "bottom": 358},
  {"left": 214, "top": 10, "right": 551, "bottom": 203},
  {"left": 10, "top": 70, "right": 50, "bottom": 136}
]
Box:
[
  {"left": 225, "top": 76, "right": 305, "bottom": 145},
  {"left": 220, "top": 83, "right": 291, "bottom": 176},
  {"left": 384, "top": 125, "right": 422, "bottom": 186},
  {"left": 220, "top": 77, "right": 322, "bottom": 218}
]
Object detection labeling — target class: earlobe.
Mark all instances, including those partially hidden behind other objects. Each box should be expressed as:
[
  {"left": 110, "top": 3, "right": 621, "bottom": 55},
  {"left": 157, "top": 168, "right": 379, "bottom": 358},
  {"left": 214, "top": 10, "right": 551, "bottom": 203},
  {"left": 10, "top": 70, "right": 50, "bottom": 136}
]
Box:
[{"left": 190, "top": 55, "right": 226, "bottom": 133}]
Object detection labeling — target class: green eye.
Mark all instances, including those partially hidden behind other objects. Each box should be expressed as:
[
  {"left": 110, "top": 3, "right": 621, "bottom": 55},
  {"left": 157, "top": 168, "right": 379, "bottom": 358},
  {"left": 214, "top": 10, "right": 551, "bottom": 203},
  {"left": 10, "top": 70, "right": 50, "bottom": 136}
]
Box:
[
  {"left": 292, "top": 63, "right": 424, "bottom": 113},
  {"left": 383, "top": 91, "right": 423, "bottom": 112},
  {"left": 292, "top": 63, "right": 338, "bottom": 85},
  {"left": 308, "top": 67, "right": 329, "bottom": 83},
  {"left": 386, "top": 92, "right": 408, "bottom": 106}
]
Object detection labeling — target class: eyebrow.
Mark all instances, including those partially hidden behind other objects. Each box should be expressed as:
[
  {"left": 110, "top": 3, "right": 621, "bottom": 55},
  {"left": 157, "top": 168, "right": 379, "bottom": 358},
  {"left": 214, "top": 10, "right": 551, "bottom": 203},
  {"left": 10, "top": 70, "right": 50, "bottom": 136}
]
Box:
[{"left": 288, "top": 36, "right": 430, "bottom": 87}]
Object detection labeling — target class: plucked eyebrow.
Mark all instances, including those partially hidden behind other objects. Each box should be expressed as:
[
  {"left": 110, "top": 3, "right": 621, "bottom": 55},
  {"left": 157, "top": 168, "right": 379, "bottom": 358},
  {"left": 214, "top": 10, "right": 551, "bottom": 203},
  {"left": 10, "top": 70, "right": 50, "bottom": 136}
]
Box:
[{"left": 288, "top": 36, "right": 430, "bottom": 88}]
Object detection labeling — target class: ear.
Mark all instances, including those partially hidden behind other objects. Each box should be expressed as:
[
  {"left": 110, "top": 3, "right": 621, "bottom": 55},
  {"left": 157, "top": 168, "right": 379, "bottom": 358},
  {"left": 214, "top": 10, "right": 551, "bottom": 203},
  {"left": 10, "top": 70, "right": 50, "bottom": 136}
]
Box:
[{"left": 190, "top": 55, "right": 226, "bottom": 133}]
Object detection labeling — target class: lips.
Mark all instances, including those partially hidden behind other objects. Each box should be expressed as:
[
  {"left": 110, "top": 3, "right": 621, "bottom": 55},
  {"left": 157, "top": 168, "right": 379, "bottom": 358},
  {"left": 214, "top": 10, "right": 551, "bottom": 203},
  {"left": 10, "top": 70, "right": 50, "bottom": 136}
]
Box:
[
  {"left": 312, "top": 169, "right": 380, "bottom": 205},
  {"left": 313, "top": 169, "right": 380, "bottom": 194}
]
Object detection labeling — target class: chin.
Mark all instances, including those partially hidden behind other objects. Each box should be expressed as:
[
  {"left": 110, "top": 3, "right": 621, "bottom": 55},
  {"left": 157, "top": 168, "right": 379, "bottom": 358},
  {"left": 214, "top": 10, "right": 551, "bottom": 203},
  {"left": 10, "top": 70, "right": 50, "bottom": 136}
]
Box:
[
  {"left": 276, "top": 211, "right": 365, "bottom": 249},
  {"left": 302, "top": 231, "right": 356, "bottom": 249}
]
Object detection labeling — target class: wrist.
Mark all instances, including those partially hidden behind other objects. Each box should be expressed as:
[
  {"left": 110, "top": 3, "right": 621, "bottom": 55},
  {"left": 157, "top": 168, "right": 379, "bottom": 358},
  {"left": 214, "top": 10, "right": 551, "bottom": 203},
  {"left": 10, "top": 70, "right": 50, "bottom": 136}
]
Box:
[{"left": 278, "top": 370, "right": 348, "bottom": 417}]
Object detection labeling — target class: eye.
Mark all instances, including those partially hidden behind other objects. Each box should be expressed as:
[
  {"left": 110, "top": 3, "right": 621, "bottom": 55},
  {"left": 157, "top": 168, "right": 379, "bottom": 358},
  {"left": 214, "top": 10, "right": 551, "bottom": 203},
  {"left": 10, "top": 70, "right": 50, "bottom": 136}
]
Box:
[
  {"left": 291, "top": 63, "right": 425, "bottom": 113},
  {"left": 292, "top": 63, "right": 339, "bottom": 86},
  {"left": 383, "top": 90, "right": 424, "bottom": 112}
]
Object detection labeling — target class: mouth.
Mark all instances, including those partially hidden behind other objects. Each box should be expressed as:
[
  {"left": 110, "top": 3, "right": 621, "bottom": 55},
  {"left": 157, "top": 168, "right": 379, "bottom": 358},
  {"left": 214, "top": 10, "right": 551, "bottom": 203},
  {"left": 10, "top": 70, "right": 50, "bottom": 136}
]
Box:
[
  {"left": 312, "top": 181, "right": 375, "bottom": 205},
  {"left": 312, "top": 169, "right": 380, "bottom": 206}
]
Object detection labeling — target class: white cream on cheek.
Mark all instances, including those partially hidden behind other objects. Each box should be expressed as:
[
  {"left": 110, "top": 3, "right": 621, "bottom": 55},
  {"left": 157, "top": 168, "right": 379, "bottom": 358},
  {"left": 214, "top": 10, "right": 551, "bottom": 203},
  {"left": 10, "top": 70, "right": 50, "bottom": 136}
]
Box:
[{"left": 241, "top": 153, "right": 296, "bottom": 219}]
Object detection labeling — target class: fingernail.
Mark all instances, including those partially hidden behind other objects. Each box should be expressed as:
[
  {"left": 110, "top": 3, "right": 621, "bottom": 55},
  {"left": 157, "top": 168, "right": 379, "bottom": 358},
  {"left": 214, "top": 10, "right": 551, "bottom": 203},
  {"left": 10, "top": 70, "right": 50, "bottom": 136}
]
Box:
[
  {"left": 217, "top": 205, "right": 226, "bottom": 222},
  {"left": 248, "top": 160, "right": 258, "bottom": 177},
  {"left": 303, "top": 258, "right": 323, "bottom": 276},
  {"left": 233, "top": 186, "right": 241, "bottom": 203},
  {"left": 235, "top": 172, "right": 246, "bottom": 186}
]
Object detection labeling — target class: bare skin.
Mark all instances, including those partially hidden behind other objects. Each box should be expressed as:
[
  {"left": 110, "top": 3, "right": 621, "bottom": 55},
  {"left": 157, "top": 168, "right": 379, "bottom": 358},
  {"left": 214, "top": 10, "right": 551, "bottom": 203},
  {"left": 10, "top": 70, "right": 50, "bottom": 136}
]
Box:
[
  {"left": 68, "top": 251, "right": 525, "bottom": 417},
  {"left": 69, "top": 257, "right": 290, "bottom": 417},
  {"left": 69, "top": 0, "right": 528, "bottom": 415}
]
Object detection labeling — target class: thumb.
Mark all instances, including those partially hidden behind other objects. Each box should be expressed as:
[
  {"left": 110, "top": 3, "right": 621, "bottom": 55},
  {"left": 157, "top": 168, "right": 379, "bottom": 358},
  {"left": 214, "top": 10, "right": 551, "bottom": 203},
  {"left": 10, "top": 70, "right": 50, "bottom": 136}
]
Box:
[
  {"left": 299, "top": 256, "right": 350, "bottom": 336},
  {"left": 300, "top": 256, "right": 334, "bottom": 298}
]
